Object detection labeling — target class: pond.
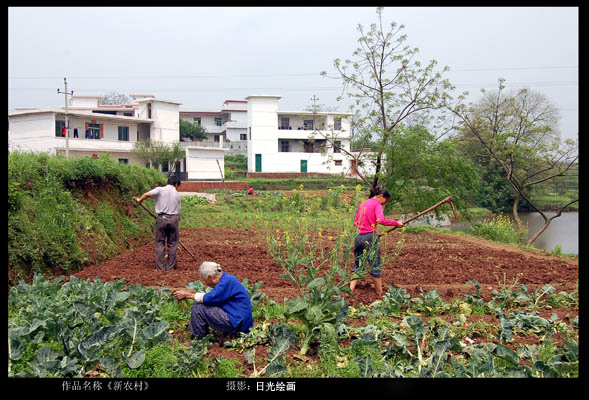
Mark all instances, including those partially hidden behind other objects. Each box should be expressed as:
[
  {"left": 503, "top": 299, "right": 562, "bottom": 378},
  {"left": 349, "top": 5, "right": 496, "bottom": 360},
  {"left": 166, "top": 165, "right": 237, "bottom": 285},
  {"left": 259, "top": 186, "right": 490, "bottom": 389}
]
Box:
[{"left": 447, "top": 211, "right": 579, "bottom": 255}]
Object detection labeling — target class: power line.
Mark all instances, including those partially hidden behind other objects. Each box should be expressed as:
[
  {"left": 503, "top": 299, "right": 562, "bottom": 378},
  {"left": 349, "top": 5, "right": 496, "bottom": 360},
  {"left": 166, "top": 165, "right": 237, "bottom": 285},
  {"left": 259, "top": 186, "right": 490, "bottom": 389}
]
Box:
[
  {"left": 7, "top": 65, "right": 578, "bottom": 80},
  {"left": 8, "top": 81, "right": 578, "bottom": 92}
]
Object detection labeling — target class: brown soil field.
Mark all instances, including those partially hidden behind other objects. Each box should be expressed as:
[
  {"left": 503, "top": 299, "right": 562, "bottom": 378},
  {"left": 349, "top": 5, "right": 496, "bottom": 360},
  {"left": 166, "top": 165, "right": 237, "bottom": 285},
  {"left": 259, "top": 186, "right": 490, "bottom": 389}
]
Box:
[
  {"left": 71, "top": 226, "right": 578, "bottom": 305},
  {"left": 69, "top": 226, "right": 578, "bottom": 375}
]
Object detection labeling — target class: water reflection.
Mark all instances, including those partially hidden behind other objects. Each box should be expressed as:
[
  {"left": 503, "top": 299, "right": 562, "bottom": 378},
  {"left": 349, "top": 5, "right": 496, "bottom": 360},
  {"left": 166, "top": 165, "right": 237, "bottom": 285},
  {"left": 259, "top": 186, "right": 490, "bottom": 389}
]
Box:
[{"left": 448, "top": 212, "right": 578, "bottom": 255}]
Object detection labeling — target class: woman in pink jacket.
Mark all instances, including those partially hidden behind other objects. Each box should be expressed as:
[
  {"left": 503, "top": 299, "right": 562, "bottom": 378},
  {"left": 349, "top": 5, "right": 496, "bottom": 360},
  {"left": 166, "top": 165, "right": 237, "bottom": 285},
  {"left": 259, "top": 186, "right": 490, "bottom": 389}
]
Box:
[{"left": 350, "top": 188, "right": 404, "bottom": 298}]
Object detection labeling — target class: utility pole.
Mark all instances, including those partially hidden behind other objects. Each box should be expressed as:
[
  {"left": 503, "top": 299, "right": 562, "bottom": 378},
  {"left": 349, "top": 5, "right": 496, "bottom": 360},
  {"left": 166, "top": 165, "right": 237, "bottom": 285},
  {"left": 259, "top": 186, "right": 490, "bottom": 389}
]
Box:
[
  {"left": 310, "top": 95, "right": 319, "bottom": 112},
  {"left": 310, "top": 94, "right": 319, "bottom": 134},
  {"left": 57, "top": 78, "right": 74, "bottom": 158}
]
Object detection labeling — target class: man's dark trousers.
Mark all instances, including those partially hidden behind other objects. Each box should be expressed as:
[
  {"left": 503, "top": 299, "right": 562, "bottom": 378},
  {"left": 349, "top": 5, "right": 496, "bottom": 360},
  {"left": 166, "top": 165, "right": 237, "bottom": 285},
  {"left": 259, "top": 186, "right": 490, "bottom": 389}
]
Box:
[{"left": 155, "top": 215, "right": 179, "bottom": 270}]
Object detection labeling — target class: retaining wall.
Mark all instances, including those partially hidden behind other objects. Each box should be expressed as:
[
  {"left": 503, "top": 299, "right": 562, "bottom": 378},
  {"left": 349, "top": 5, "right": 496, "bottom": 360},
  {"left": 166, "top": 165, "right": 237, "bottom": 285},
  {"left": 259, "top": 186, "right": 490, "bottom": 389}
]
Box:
[
  {"left": 246, "top": 172, "right": 335, "bottom": 179},
  {"left": 178, "top": 181, "right": 248, "bottom": 192}
]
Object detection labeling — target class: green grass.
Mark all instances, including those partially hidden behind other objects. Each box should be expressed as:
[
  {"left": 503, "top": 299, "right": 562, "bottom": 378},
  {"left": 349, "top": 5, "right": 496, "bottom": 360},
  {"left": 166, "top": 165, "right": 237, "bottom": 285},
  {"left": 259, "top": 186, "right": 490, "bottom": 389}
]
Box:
[{"left": 8, "top": 152, "right": 164, "bottom": 285}]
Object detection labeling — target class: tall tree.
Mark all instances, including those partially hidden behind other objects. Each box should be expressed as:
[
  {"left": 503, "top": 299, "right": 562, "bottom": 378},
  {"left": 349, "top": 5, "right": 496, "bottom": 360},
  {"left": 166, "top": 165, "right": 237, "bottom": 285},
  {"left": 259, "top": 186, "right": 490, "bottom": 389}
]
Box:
[
  {"left": 321, "top": 7, "right": 457, "bottom": 191},
  {"left": 381, "top": 124, "right": 479, "bottom": 215},
  {"left": 131, "top": 140, "right": 185, "bottom": 177},
  {"left": 179, "top": 118, "right": 208, "bottom": 141},
  {"left": 99, "top": 91, "right": 132, "bottom": 105},
  {"left": 449, "top": 79, "right": 578, "bottom": 245}
]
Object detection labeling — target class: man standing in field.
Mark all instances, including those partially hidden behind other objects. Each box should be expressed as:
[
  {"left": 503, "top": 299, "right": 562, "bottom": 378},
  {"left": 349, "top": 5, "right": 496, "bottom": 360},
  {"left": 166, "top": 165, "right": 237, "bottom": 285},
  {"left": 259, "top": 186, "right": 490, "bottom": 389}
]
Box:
[
  {"left": 173, "top": 261, "right": 253, "bottom": 340},
  {"left": 350, "top": 187, "right": 404, "bottom": 298},
  {"left": 135, "top": 175, "right": 182, "bottom": 271}
]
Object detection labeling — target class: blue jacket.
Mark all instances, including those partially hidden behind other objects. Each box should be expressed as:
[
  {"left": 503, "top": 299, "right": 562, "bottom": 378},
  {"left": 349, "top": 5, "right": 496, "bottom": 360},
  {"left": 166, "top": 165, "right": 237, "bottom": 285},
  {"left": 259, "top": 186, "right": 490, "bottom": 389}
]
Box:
[{"left": 203, "top": 273, "right": 253, "bottom": 333}]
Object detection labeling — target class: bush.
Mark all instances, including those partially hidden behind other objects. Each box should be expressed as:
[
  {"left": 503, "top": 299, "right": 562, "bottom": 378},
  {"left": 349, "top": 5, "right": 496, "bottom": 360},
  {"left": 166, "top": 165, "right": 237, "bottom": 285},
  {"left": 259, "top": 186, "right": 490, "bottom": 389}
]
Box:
[
  {"left": 470, "top": 213, "right": 527, "bottom": 244},
  {"left": 8, "top": 152, "right": 166, "bottom": 285}
]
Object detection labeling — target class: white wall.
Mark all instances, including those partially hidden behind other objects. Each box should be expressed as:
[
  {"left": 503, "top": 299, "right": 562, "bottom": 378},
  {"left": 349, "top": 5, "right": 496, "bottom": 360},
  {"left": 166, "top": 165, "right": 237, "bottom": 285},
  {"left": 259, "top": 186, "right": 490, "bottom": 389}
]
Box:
[
  {"left": 247, "top": 96, "right": 281, "bottom": 172},
  {"left": 8, "top": 113, "right": 56, "bottom": 153},
  {"left": 151, "top": 101, "right": 180, "bottom": 144},
  {"left": 70, "top": 97, "right": 99, "bottom": 108},
  {"left": 54, "top": 149, "right": 145, "bottom": 165},
  {"left": 185, "top": 147, "right": 226, "bottom": 180},
  {"left": 67, "top": 116, "right": 140, "bottom": 142},
  {"left": 257, "top": 152, "right": 349, "bottom": 174}
]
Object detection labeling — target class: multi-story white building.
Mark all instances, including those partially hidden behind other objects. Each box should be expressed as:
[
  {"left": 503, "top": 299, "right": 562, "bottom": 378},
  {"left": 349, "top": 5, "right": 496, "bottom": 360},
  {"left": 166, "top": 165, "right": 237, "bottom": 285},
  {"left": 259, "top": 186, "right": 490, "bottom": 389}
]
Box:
[
  {"left": 8, "top": 93, "right": 226, "bottom": 180},
  {"left": 179, "top": 100, "right": 248, "bottom": 155},
  {"left": 9, "top": 92, "right": 374, "bottom": 180},
  {"left": 245, "top": 95, "right": 358, "bottom": 175}
]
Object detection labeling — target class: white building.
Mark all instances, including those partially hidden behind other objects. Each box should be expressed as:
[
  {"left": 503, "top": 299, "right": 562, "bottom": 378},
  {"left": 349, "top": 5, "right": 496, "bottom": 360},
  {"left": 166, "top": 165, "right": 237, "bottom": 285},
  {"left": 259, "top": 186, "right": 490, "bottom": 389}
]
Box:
[
  {"left": 180, "top": 99, "right": 248, "bottom": 155},
  {"left": 9, "top": 92, "right": 376, "bottom": 181},
  {"left": 245, "top": 95, "right": 362, "bottom": 175},
  {"left": 8, "top": 93, "right": 225, "bottom": 181}
]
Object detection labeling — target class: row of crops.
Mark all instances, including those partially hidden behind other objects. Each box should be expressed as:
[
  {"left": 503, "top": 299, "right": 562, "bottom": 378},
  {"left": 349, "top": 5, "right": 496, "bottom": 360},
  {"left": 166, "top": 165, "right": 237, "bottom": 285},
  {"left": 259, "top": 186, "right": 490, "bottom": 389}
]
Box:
[{"left": 8, "top": 273, "right": 578, "bottom": 378}]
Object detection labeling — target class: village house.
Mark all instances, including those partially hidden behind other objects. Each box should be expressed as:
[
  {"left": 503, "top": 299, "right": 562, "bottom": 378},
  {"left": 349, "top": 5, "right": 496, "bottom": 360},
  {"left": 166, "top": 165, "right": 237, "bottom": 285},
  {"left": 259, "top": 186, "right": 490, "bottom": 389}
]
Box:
[
  {"left": 9, "top": 92, "right": 375, "bottom": 180},
  {"left": 245, "top": 95, "right": 360, "bottom": 176},
  {"left": 8, "top": 93, "right": 226, "bottom": 181},
  {"left": 179, "top": 100, "right": 248, "bottom": 155}
]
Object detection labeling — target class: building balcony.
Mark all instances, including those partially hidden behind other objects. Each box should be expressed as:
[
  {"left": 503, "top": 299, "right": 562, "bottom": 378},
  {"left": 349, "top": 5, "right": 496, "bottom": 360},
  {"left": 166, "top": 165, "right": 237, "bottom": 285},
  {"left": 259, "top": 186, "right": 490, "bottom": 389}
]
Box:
[
  {"left": 276, "top": 129, "right": 350, "bottom": 140},
  {"left": 203, "top": 124, "right": 225, "bottom": 134},
  {"left": 53, "top": 137, "right": 135, "bottom": 152},
  {"left": 181, "top": 139, "right": 225, "bottom": 149}
]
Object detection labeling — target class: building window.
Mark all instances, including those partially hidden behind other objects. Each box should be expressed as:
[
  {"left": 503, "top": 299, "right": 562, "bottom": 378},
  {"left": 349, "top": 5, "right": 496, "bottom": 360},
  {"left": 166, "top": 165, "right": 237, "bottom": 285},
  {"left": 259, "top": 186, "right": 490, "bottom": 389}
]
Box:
[
  {"left": 214, "top": 135, "right": 220, "bottom": 142},
  {"left": 55, "top": 120, "right": 66, "bottom": 137},
  {"left": 194, "top": 117, "right": 201, "bottom": 125},
  {"left": 334, "top": 118, "right": 342, "bottom": 131},
  {"left": 334, "top": 141, "right": 342, "bottom": 153},
  {"left": 93, "top": 110, "right": 116, "bottom": 115},
  {"left": 215, "top": 117, "right": 222, "bottom": 126},
  {"left": 280, "top": 117, "right": 289, "bottom": 129},
  {"left": 118, "top": 126, "right": 129, "bottom": 141},
  {"left": 118, "top": 158, "right": 129, "bottom": 164},
  {"left": 162, "top": 163, "right": 169, "bottom": 173},
  {"left": 335, "top": 160, "right": 342, "bottom": 166},
  {"left": 87, "top": 123, "right": 101, "bottom": 140},
  {"left": 280, "top": 140, "right": 289, "bottom": 152},
  {"left": 147, "top": 103, "right": 152, "bottom": 119},
  {"left": 123, "top": 112, "right": 133, "bottom": 117},
  {"left": 240, "top": 133, "right": 247, "bottom": 141},
  {"left": 303, "top": 120, "right": 313, "bottom": 130},
  {"left": 303, "top": 140, "right": 314, "bottom": 153}
]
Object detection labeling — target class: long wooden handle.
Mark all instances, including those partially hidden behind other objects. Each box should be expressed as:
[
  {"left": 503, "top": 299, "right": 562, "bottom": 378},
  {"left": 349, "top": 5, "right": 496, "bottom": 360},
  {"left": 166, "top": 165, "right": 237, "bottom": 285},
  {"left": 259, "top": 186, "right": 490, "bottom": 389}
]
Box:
[
  {"left": 381, "top": 196, "right": 457, "bottom": 235},
  {"left": 134, "top": 199, "right": 197, "bottom": 260}
]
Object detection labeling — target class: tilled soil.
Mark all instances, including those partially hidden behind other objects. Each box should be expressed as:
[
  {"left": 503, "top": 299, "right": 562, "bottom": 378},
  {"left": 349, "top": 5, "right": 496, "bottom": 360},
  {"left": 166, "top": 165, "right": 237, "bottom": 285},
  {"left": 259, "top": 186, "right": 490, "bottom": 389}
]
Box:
[
  {"left": 71, "top": 226, "right": 578, "bottom": 305},
  {"left": 69, "top": 227, "right": 578, "bottom": 375}
]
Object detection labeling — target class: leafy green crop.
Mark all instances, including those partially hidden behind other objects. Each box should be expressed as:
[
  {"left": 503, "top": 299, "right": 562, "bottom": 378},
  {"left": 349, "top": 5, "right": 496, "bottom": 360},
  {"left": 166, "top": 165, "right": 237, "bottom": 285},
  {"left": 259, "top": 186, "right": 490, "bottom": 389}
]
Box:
[{"left": 8, "top": 275, "right": 174, "bottom": 377}]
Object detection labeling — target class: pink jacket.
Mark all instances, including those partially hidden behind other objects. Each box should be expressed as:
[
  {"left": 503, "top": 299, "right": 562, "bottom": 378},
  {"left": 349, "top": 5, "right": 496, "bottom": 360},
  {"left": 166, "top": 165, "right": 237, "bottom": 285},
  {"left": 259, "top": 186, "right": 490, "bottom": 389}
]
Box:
[{"left": 354, "top": 197, "right": 400, "bottom": 234}]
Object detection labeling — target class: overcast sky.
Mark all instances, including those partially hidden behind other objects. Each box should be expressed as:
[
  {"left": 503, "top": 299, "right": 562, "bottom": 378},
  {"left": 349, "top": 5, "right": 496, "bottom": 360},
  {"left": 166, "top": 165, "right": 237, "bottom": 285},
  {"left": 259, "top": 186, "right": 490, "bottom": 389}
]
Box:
[{"left": 8, "top": 6, "right": 578, "bottom": 140}]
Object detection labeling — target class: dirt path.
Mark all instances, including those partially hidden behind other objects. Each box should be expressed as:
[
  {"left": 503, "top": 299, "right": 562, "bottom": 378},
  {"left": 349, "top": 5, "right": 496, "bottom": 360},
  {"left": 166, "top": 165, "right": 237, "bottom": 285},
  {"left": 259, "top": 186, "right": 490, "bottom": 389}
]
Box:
[{"left": 70, "top": 227, "right": 578, "bottom": 306}]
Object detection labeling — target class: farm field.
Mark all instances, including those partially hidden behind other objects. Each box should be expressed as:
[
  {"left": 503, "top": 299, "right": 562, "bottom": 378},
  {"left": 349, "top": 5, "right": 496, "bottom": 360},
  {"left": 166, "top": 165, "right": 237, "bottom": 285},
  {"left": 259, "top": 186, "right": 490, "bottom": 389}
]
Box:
[
  {"left": 9, "top": 189, "right": 579, "bottom": 378},
  {"left": 68, "top": 225, "right": 578, "bottom": 377},
  {"left": 72, "top": 226, "right": 578, "bottom": 307}
]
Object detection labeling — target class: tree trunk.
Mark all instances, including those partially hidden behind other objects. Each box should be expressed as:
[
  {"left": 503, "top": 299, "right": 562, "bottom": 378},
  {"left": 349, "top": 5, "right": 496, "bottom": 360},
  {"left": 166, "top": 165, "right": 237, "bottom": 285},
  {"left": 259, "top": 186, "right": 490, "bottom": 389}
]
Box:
[
  {"left": 527, "top": 219, "right": 551, "bottom": 247},
  {"left": 512, "top": 194, "right": 522, "bottom": 229}
]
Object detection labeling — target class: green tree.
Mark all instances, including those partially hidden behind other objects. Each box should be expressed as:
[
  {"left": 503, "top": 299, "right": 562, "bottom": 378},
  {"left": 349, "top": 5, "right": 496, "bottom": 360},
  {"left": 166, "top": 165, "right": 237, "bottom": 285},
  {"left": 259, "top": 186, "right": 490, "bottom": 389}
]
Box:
[
  {"left": 99, "top": 91, "right": 132, "bottom": 105},
  {"left": 321, "top": 7, "right": 458, "bottom": 191},
  {"left": 179, "top": 119, "right": 208, "bottom": 141},
  {"left": 381, "top": 125, "right": 479, "bottom": 215},
  {"left": 449, "top": 79, "right": 578, "bottom": 245},
  {"left": 450, "top": 125, "right": 514, "bottom": 212},
  {"left": 131, "top": 140, "right": 185, "bottom": 177}
]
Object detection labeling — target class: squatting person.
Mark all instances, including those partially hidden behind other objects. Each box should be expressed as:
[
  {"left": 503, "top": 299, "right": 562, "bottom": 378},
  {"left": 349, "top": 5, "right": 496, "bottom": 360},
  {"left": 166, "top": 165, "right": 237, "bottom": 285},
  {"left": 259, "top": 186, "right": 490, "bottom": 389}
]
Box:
[
  {"left": 135, "top": 175, "right": 182, "bottom": 271},
  {"left": 350, "top": 187, "right": 404, "bottom": 298},
  {"left": 173, "top": 261, "right": 254, "bottom": 340}
]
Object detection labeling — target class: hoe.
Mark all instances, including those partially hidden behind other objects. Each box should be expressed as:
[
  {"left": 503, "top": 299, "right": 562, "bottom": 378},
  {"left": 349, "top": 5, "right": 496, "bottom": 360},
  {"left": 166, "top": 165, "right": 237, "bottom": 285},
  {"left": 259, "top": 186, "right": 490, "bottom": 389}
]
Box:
[
  {"left": 133, "top": 198, "right": 197, "bottom": 261},
  {"left": 379, "top": 195, "right": 459, "bottom": 236}
]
